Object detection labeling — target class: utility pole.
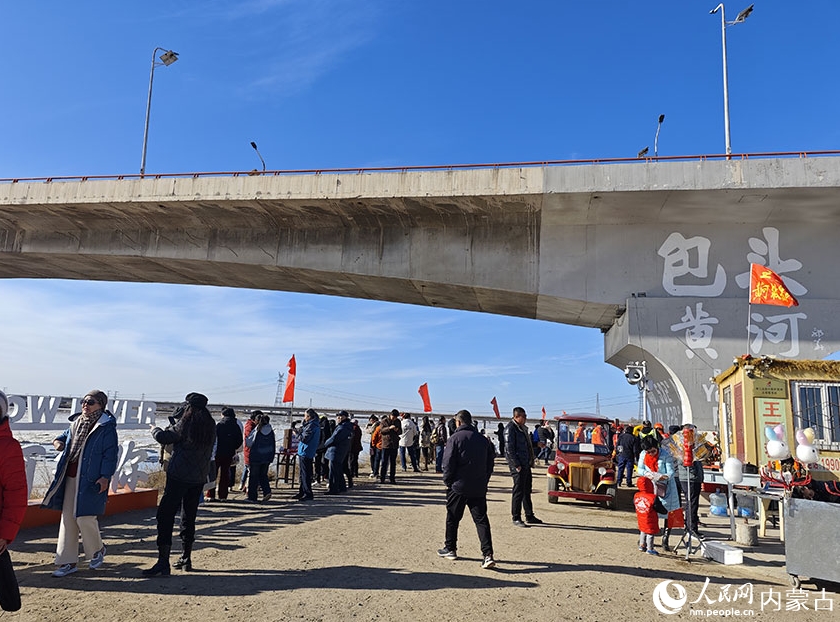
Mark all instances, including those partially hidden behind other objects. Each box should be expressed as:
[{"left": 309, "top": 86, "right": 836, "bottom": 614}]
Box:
[{"left": 274, "top": 372, "right": 285, "bottom": 407}]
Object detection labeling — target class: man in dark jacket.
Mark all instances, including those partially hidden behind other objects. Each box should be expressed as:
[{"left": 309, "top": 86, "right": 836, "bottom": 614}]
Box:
[
  {"left": 438, "top": 410, "right": 496, "bottom": 569},
  {"left": 615, "top": 425, "right": 639, "bottom": 487},
  {"left": 207, "top": 408, "right": 243, "bottom": 501},
  {"left": 324, "top": 411, "right": 354, "bottom": 494},
  {"left": 505, "top": 407, "right": 542, "bottom": 527}
]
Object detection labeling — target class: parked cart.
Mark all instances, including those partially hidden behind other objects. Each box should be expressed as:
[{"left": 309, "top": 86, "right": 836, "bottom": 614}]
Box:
[{"left": 784, "top": 498, "right": 840, "bottom": 588}]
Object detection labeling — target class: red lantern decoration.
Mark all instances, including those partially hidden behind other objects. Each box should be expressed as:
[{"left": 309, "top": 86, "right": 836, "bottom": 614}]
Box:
[{"left": 683, "top": 426, "right": 695, "bottom": 467}]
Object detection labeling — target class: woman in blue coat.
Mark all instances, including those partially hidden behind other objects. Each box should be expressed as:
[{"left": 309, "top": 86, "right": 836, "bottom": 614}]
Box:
[{"left": 42, "top": 390, "right": 118, "bottom": 578}]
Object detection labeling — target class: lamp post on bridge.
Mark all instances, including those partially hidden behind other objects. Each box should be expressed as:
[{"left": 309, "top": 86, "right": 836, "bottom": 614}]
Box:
[
  {"left": 709, "top": 4, "right": 753, "bottom": 156},
  {"left": 140, "top": 47, "right": 179, "bottom": 177}
]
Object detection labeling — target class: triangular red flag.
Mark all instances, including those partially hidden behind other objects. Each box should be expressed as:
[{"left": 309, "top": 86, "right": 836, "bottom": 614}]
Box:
[
  {"left": 418, "top": 383, "right": 432, "bottom": 413},
  {"left": 282, "top": 355, "right": 296, "bottom": 403},
  {"left": 541, "top": 406, "right": 547, "bottom": 421},
  {"left": 749, "top": 263, "right": 798, "bottom": 307},
  {"left": 491, "top": 397, "right": 500, "bottom": 419}
]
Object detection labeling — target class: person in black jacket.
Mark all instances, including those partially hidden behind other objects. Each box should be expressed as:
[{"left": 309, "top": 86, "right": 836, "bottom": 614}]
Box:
[
  {"left": 437, "top": 410, "right": 496, "bottom": 569},
  {"left": 145, "top": 392, "right": 216, "bottom": 576},
  {"left": 505, "top": 407, "right": 542, "bottom": 527},
  {"left": 206, "top": 408, "right": 243, "bottom": 501},
  {"left": 324, "top": 411, "right": 353, "bottom": 494},
  {"left": 615, "top": 425, "right": 639, "bottom": 487}
]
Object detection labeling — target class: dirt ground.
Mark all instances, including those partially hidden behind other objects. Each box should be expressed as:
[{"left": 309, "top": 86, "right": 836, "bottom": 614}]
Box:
[{"left": 8, "top": 460, "right": 836, "bottom": 622}]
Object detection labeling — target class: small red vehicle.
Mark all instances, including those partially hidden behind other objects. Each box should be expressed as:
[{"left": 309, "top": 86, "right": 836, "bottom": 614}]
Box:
[{"left": 546, "top": 414, "right": 617, "bottom": 509}]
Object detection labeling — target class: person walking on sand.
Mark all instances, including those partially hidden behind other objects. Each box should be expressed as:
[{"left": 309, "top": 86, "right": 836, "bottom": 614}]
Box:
[
  {"left": 145, "top": 392, "right": 216, "bottom": 575},
  {"left": 505, "top": 407, "right": 542, "bottom": 528},
  {"left": 42, "top": 389, "right": 118, "bottom": 578},
  {"left": 437, "top": 410, "right": 496, "bottom": 569}
]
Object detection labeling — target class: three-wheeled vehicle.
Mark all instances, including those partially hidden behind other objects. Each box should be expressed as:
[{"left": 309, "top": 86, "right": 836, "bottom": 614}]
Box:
[{"left": 546, "top": 413, "right": 617, "bottom": 509}]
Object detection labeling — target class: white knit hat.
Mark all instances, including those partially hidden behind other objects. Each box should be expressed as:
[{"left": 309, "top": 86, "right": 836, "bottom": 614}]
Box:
[{"left": 0, "top": 391, "right": 8, "bottom": 420}]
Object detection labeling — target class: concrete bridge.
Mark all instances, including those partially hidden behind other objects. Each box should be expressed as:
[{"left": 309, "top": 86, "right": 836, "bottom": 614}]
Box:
[{"left": 3, "top": 154, "right": 840, "bottom": 430}]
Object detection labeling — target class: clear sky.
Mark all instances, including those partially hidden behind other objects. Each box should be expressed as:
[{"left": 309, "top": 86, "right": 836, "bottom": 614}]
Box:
[{"left": 1, "top": 1, "right": 838, "bottom": 419}]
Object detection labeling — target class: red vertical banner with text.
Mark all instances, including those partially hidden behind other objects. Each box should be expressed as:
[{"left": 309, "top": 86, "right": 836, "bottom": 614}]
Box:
[
  {"left": 418, "top": 383, "right": 433, "bottom": 413},
  {"left": 491, "top": 397, "right": 501, "bottom": 419},
  {"left": 282, "top": 355, "right": 296, "bottom": 403}
]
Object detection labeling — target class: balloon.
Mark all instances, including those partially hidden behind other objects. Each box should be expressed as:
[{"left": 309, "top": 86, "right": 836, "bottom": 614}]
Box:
[
  {"left": 803, "top": 428, "right": 816, "bottom": 444},
  {"left": 765, "top": 426, "right": 777, "bottom": 441},
  {"left": 796, "top": 444, "right": 819, "bottom": 465},
  {"left": 723, "top": 457, "right": 743, "bottom": 484},
  {"left": 774, "top": 424, "right": 786, "bottom": 440},
  {"left": 766, "top": 439, "right": 791, "bottom": 461}
]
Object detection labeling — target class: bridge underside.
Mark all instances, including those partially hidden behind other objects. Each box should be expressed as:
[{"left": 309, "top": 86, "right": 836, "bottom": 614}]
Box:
[{"left": 4, "top": 157, "right": 840, "bottom": 429}]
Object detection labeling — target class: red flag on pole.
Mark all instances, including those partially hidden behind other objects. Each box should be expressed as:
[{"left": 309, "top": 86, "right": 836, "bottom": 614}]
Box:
[
  {"left": 491, "top": 397, "right": 500, "bottom": 419},
  {"left": 541, "top": 406, "right": 547, "bottom": 421},
  {"left": 749, "top": 263, "right": 798, "bottom": 307},
  {"left": 418, "top": 383, "right": 432, "bottom": 413},
  {"left": 282, "top": 355, "right": 296, "bottom": 403}
]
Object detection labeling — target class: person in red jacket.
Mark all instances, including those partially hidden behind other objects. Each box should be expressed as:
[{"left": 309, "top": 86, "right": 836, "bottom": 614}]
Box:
[
  {"left": 0, "top": 391, "right": 27, "bottom": 611},
  {"left": 634, "top": 476, "right": 660, "bottom": 556}
]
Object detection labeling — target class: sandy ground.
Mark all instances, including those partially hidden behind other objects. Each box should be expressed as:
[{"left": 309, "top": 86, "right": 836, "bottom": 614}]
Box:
[{"left": 8, "top": 459, "right": 837, "bottom": 622}]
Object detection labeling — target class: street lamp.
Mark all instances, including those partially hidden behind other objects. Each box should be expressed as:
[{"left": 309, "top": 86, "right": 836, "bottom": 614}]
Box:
[
  {"left": 710, "top": 4, "right": 753, "bottom": 156},
  {"left": 250, "top": 141, "right": 266, "bottom": 172},
  {"left": 654, "top": 114, "right": 665, "bottom": 157},
  {"left": 140, "top": 47, "right": 179, "bottom": 177}
]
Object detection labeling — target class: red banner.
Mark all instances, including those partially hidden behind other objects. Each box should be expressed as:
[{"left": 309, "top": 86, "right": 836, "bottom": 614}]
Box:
[
  {"left": 418, "top": 383, "right": 432, "bottom": 413},
  {"left": 541, "top": 406, "right": 547, "bottom": 421},
  {"left": 491, "top": 396, "right": 500, "bottom": 419},
  {"left": 282, "top": 355, "right": 296, "bottom": 403},
  {"left": 749, "top": 263, "right": 798, "bottom": 307}
]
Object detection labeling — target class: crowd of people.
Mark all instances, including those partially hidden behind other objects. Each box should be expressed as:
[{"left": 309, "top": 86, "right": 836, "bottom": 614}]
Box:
[{"left": 1, "top": 388, "right": 754, "bottom": 600}]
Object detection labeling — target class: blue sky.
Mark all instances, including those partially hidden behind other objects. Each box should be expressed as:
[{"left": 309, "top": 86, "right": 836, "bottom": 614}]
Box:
[{"left": 1, "top": 1, "right": 838, "bottom": 418}]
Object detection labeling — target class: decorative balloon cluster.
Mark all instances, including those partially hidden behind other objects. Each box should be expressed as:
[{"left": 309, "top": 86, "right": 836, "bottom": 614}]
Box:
[{"left": 759, "top": 424, "right": 816, "bottom": 490}]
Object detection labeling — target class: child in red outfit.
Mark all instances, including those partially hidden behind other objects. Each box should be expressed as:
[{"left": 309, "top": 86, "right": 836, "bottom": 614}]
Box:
[
  {"left": 634, "top": 475, "right": 659, "bottom": 555},
  {"left": 634, "top": 441, "right": 668, "bottom": 556}
]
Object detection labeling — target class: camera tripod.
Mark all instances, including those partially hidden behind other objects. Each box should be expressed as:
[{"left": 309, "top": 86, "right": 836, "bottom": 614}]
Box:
[{"left": 672, "top": 472, "right": 705, "bottom": 560}]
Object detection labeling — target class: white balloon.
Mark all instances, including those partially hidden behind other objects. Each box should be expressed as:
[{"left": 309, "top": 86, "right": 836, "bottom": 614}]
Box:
[
  {"left": 723, "top": 457, "right": 743, "bottom": 484},
  {"left": 796, "top": 444, "right": 819, "bottom": 465}
]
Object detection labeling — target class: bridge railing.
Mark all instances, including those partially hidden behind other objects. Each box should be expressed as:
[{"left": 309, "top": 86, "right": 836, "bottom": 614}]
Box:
[{"left": 3, "top": 150, "right": 840, "bottom": 184}]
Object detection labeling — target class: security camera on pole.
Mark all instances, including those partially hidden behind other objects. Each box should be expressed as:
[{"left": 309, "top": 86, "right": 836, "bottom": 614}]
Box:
[{"left": 624, "top": 361, "right": 648, "bottom": 420}]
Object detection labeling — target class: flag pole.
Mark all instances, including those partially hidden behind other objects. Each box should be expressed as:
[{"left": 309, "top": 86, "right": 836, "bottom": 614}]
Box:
[{"left": 746, "top": 302, "right": 752, "bottom": 356}]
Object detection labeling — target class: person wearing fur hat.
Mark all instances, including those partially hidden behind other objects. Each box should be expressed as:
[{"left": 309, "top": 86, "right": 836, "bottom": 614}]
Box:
[
  {"left": 0, "top": 391, "right": 27, "bottom": 610},
  {"left": 145, "top": 392, "right": 215, "bottom": 576},
  {"left": 42, "top": 390, "right": 118, "bottom": 578}
]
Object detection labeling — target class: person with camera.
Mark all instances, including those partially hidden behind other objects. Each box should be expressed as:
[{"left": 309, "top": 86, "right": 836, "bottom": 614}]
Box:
[{"left": 145, "top": 392, "right": 216, "bottom": 576}]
